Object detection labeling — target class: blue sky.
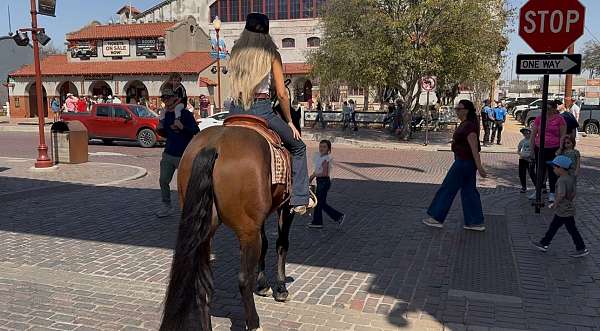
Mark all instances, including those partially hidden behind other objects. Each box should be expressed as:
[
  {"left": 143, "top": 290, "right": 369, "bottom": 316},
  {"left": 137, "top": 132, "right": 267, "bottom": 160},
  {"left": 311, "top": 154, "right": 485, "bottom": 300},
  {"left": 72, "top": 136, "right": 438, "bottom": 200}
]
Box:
[{"left": 1, "top": 0, "right": 599, "bottom": 81}]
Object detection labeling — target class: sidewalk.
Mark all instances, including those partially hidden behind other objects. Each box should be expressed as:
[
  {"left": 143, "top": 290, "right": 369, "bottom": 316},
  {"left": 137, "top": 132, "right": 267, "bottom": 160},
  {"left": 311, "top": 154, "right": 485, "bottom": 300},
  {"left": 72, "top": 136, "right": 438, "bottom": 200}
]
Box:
[{"left": 0, "top": 157, "right": 147, "bottom": 198}]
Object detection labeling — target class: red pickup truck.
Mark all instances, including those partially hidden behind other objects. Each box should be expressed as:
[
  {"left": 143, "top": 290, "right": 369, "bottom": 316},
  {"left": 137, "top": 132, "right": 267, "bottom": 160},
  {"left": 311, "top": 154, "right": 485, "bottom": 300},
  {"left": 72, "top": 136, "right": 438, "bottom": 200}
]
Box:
[{"left": 61, "top": 103, "right": 163, "bottom": 147}]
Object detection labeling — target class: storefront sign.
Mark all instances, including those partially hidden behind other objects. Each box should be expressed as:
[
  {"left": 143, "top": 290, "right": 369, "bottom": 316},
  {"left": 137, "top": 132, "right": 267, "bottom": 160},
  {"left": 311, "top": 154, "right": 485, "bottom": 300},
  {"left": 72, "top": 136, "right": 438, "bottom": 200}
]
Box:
[
  {"left": 136, "top": 39, "right": 166, "bottom": 56},
  {"left": 38, "top": 0, "right": 57, "bottom": 17},
  {"left": 102, "top": 40, "right": 130, "bottom": 57},
  {"left": 70, "top": 41, "right": 98, "bottom": 58}
]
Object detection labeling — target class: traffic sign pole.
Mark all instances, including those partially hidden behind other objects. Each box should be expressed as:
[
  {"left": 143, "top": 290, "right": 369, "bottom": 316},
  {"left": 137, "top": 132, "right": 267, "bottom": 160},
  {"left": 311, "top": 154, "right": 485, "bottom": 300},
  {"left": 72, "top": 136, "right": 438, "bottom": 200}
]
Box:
[
  {"left": 534, "top": 74, "right": 549, "bottom": 214},
  {"left": 424, "top": 91, "right": 430, "bottom": 146}
]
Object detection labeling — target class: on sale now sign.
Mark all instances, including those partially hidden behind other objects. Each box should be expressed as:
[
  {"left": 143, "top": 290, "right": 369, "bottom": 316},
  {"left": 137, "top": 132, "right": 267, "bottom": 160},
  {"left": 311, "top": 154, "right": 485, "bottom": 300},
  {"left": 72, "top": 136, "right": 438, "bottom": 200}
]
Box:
[{"left": 102, "top": 40, "right": 130, "bottom": 57}]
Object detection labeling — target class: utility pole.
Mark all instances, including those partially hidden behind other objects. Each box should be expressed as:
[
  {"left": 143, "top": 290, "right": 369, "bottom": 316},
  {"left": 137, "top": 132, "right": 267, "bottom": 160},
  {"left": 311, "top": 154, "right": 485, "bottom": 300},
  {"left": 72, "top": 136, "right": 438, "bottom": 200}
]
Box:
[{"left": 565, "top": 43, "right": 575, "bottom": 107}]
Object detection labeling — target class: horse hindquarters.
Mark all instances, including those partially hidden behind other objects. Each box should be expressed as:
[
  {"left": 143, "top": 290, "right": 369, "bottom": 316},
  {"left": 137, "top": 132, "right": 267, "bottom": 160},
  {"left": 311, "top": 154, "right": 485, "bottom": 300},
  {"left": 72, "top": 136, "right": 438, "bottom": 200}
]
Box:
[{"left": 160, "top": 148, "right": 218, "bottom": 331}]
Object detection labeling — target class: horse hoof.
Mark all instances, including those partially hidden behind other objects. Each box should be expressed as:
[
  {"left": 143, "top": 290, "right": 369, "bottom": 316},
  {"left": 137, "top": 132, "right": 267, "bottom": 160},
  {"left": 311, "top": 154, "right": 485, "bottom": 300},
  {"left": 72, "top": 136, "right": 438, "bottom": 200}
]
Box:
[
  {"left": 273, "top": 288, "right": 289, "bottom": 302},
  {"left": 255, "top": 286, "right": 272, "bottom": 297}
]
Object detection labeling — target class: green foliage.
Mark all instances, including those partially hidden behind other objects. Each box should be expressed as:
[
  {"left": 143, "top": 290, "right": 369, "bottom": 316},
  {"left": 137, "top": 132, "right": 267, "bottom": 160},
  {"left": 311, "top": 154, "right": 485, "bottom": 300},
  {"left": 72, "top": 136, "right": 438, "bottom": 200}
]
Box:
[
  {"left": 583, "top": 41, "right": 600, "bottom": 78},
  {"left": 309, "top": 0, "right": 512, "bottom": 115}
]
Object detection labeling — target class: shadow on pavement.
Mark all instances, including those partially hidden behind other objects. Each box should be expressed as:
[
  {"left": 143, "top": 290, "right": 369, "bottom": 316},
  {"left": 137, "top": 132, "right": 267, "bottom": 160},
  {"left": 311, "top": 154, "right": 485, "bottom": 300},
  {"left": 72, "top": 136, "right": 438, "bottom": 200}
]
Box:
[
  {"left": 2, "top": 156, "right": 600, "bottom": 330},
  {"left": 339, "top": 161, "right": 425, "bottom": 173}
]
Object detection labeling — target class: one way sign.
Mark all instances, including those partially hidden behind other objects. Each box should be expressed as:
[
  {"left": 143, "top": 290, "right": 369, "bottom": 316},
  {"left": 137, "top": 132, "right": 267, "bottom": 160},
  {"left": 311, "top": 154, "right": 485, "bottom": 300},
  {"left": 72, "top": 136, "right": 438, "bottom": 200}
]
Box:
[{"left": 516, "top": 54, "right": 582, "bottom": 75}]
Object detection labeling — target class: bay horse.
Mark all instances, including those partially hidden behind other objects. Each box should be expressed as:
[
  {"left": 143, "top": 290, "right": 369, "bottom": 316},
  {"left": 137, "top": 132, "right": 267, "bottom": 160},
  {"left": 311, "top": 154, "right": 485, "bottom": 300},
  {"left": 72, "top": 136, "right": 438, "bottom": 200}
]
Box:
[{"left": 159, "top": 120, "right": 297, "bottom": 330}]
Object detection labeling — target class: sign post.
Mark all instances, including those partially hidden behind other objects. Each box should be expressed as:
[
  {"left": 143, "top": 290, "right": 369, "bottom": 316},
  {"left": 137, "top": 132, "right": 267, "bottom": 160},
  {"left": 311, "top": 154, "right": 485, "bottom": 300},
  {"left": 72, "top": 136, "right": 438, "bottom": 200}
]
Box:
[
  {"left": 518, "top": 0, "right": 585, "bottom": 213},
  {"left": 421, "top": 76, "right": 436, "bottom": 146}
]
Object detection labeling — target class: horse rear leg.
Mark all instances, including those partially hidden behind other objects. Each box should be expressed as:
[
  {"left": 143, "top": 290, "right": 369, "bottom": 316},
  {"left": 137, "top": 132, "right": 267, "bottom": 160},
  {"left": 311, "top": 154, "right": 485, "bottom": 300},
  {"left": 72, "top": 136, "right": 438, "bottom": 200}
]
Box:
[
  {"left": 255, "top": 224, "right": 271, "bottom": 297},
  {"left": 274, "top": 206, "right": 294, "bottom": 302},
  {"left": 239, "top": 231, "right": 262, "bottom": 330}
]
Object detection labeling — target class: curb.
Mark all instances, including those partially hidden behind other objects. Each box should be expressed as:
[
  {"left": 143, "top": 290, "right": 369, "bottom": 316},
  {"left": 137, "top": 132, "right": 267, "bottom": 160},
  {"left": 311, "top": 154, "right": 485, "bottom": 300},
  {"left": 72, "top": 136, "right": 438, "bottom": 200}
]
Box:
[{"left": 0, "top": 157, "right": 148, "bottom": 187}]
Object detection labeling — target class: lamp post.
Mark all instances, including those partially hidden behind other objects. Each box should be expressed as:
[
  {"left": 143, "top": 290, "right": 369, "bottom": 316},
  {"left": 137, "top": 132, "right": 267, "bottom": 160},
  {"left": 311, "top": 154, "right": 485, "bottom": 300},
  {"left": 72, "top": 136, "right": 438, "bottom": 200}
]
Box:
[
  {"left": 30, "top": 0, "right": 53, "bottom": 168},
  {"left": 213, "top": 16, "right": 222, "bottom": 112}
]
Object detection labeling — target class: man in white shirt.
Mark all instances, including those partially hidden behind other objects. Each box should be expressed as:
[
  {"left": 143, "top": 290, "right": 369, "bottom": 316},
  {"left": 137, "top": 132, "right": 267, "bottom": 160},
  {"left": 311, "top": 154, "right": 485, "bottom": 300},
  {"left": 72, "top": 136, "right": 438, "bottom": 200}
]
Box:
[{"left": 569, "top": 97, "right": 581, "bottom": 139}]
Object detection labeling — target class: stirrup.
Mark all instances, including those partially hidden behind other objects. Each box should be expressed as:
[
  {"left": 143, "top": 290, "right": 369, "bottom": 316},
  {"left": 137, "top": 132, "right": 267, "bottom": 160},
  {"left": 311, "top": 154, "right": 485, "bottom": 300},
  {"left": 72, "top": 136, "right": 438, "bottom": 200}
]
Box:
[{"left": 308, "top": 189, "right": 318, "bottom": 209}]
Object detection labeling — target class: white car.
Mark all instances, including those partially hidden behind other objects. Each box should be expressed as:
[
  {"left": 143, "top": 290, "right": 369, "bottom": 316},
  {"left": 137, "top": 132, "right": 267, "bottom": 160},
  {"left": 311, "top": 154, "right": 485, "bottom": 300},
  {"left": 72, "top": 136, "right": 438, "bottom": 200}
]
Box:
[{"left": 198, "top": 111, "right": 229, "bottom": 131}]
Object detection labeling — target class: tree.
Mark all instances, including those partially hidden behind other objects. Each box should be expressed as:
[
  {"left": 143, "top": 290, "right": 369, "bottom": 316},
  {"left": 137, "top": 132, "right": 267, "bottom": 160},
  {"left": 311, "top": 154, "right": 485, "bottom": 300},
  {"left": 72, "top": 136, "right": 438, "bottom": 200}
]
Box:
[
  {"left": 309, "top": 0, "right": 511, "bottom": 138},
  {"left": 582, "top": 41, "right": 600, "bottom": 78},
  {"left": 40, "top": 42, "right": 65, "bottom": 58}
]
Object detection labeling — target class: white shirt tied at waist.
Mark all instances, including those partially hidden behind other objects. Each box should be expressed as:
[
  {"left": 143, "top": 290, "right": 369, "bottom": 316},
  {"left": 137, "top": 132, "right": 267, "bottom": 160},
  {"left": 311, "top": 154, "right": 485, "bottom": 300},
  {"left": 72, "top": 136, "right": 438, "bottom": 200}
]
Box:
[{"left": 313, "top": 153, "right": 333, "bottom": 177}]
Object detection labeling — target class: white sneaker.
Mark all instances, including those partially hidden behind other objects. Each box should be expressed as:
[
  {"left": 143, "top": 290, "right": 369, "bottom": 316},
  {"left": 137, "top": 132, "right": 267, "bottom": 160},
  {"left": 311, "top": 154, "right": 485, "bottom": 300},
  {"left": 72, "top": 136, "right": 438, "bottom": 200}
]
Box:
[
  {"left": 155, "top": 204, "right": 173, "bottom": 218},
  {"left": 528, "top": 192, "right": 537, "bottom": 200},
  {"left": 548, "top": 193, "right": 556, "bottom": 203},
  {"left": 422, "top": 218, "right": 443, "bottom": 228}
]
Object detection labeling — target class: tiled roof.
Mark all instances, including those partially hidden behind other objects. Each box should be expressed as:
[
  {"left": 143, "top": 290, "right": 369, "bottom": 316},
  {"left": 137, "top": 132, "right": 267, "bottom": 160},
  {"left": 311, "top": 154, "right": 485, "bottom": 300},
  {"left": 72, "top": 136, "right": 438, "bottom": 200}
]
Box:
[
  {"left": 66, "top": 22, "right": 176, "bottom": 41},
  {"left": 283, "top": 63, "right": 312, "bottom": 75},
  {"left": 9, "top": 52, "right": 216, "bottom": 77},
  {"left": 198, "top": 77, "right": 217, "bottom": 87}
]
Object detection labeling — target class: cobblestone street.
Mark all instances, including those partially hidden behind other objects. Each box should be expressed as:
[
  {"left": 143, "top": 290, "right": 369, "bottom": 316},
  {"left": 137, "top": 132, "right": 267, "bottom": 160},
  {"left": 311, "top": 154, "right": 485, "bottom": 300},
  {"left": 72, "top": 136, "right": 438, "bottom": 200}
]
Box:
[{"left": 1, "top": 122, "right": 600, "bottom": 331}]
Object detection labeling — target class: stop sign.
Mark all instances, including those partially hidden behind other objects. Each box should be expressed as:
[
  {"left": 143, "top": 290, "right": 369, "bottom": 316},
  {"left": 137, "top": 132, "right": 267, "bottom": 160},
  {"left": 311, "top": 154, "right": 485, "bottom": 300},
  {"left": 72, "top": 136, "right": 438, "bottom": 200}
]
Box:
[{"left": 519, "top": 0, "right": 585, "bottom": 53}]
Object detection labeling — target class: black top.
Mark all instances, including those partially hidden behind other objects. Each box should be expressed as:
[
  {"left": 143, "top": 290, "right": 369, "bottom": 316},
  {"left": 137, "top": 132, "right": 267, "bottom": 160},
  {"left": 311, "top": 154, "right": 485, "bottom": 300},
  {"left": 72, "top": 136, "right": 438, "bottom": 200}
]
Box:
[{"left": 158, "top": 108, "right": 199, "bottom": 157}]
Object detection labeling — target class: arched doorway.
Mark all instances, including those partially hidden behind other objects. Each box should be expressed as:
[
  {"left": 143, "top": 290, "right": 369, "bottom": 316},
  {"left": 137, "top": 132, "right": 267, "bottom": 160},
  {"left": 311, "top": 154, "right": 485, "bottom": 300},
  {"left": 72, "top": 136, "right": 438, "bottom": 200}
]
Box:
[
  {"left": 293, "top": 77, "right": 313, "bottom": 103},
  {"left": 88, "top": 81, "right": 113, "bottom": 99},
  {"left": 123, "top": 80, "right": 149, "bottom": 104},
  {"left": 57, "top": 81, "right": 78, "bottom": 104},
  {"left": 28, "top": 83, "right": 48, "bottom": 118},
  {"left": 303, "top": 80, "right": 313, "bottom": 103}
]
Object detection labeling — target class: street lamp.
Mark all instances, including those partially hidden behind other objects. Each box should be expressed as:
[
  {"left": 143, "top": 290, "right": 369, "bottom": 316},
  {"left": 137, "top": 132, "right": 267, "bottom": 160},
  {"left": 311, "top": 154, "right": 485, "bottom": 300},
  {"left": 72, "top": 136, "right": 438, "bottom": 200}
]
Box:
[
  {"left": 213, "top": 16, "right": 222, "bottom": 112},
  {"left": 13, "top": 0, "right": 54, "bottom": 168}
]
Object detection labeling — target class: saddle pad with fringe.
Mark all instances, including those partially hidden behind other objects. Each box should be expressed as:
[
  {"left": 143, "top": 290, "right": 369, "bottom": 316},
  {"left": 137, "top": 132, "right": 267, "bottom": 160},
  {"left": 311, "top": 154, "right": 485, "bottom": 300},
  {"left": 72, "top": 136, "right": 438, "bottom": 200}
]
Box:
[{"left": 223, "top": 116, "right": 291, "bottom": 191}]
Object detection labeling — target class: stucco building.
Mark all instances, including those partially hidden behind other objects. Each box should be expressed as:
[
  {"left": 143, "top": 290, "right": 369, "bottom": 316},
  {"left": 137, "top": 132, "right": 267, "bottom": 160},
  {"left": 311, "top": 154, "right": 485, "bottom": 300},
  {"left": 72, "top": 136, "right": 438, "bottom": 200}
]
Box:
[
  {"left": 135, "top": 0, "right": 324, "bottom": 106},
  {"left": 8, "top": 16, "right": 219, "bottom": 119}
]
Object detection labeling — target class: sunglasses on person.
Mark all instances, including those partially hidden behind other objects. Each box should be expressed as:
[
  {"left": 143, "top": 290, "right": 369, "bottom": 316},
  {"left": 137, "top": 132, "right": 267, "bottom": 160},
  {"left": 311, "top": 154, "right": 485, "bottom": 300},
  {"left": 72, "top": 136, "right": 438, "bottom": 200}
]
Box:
[{"left": 454, "top": 106, "right": 466, "bottom": 111}]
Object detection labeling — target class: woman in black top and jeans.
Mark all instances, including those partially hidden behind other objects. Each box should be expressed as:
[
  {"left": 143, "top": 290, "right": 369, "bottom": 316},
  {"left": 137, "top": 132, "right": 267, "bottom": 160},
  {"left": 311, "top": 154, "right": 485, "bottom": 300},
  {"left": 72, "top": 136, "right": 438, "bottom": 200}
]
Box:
[{"left": 423, "top": 100, "right": 488, "bottom": 231}]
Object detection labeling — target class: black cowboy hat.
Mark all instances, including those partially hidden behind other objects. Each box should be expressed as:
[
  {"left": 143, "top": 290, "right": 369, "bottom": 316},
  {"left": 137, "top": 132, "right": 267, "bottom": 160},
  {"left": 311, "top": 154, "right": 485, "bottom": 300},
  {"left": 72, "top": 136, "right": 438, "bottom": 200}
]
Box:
[{"left": 245, "top": 13, "right": 269, "bottom": 34}]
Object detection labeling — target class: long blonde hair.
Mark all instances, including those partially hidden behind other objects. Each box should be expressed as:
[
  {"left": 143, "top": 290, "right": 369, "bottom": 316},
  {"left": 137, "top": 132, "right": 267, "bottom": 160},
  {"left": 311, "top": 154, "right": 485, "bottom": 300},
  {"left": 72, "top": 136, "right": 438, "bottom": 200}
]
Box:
[{"left": 228, "top": 29, "right": 279, "bottom": 110}]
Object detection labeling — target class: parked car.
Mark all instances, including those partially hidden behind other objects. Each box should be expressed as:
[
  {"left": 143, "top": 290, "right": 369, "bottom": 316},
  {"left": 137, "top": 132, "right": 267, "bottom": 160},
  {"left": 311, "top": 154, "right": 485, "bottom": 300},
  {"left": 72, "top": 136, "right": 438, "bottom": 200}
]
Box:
[
  {"left": 198, "top": 111, "right": 229, "bottom": 131},
  {"left": 514, "top": 99, "right": 542, "bottom": 124},
  {"left": 524, "top": 104, "right": 600, "bottom": 135},
  {"left": 60, "top": 103, "right": 162, "bottom": 147},
  {"left": 508, "top": 97, "right": 539, "bottom": 115}
]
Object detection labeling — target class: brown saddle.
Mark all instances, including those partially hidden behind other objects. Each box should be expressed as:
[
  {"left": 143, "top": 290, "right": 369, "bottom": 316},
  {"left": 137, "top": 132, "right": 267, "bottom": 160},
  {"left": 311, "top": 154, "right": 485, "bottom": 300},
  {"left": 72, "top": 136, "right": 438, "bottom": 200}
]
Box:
[
  {"left": 224, "top": 114, "right": 290, "bottom": 190},
  {"left": 223, "top": 114, "right": 283, "bottom": 147}
]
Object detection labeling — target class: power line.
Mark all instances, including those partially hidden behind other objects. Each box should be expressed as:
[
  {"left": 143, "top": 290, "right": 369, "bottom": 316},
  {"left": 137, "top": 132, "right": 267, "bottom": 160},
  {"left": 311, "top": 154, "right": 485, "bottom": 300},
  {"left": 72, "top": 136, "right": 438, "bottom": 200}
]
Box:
[{"left": 585, "top": 26, "right": 600, "bottom": 45}]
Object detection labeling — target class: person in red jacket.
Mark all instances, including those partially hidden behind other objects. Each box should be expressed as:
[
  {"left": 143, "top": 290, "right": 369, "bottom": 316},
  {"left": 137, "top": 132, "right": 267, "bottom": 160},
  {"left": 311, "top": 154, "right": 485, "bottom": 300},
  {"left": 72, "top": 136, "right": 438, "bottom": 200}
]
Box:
[{"left": 76, "top": 97, "right": 87, "bottom": 112}]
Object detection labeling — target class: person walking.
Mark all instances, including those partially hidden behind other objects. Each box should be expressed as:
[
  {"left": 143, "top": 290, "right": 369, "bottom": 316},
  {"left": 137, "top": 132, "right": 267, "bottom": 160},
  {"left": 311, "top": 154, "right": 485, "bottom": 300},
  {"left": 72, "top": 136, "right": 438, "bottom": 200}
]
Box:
[
  {"left": 341, "top": 101, "right": 351, "bottom": 131},
  {"left": 517, "top": 128, "right": 536, "bottom": 193},
  {"left": 532, "top": 156, "right": 588, "bottom": 258},
  {"left": 559, "top": 99, "right": 580, "bottom": 142},
  {"left": 481, "top": 100, "right": 495, "bottom": 146},
  {"left": 155, "top": 89, "right": 200, "bottom": 218},
  {"left": 423, "top": 100, "right": 488, "bottom": 231},
  {"left": 349, "top": 99, "right": 358, "bottom": 131},
  {"left": 529, "top": 100, "right": 567, "bottom": 202},
  {"left": 51, "top": 97, "right": 60, "bottom": 122},
  {"left": 490, "top": 100, "right": 507, "bottom": 145},
  {"left": 65, "top": 94, "right": 77, "bottom": 112},
  {"left": 313, "top": 101, "right": 325, "bottom": 129},
  {"left": 569, "top": 97, "right": 581, "bottom": 139},
  {"left": 307, "top": 140, "right": 345, "bottom": 229}
]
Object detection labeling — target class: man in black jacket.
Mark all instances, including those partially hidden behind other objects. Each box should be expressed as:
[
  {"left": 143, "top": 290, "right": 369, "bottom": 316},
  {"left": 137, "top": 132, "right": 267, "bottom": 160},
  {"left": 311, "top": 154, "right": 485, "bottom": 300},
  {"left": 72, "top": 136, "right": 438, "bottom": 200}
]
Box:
[{"left": 155, "top": 88, "right": 200, "bottom": 218}]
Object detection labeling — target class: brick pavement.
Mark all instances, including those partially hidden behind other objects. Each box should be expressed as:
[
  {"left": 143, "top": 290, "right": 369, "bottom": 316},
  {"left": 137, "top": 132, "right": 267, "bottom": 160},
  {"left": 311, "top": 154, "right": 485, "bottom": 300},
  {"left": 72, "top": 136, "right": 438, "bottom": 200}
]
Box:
[{"left": 1, "top": 131, "right": 600, "bottom": 330}]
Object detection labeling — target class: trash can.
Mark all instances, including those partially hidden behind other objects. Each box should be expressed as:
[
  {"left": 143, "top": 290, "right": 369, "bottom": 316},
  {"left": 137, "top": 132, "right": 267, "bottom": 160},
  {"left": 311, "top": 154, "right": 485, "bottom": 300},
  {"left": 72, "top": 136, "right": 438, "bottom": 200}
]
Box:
[{"left": 51, "top": 120, "right": 88, "bottom": 164}]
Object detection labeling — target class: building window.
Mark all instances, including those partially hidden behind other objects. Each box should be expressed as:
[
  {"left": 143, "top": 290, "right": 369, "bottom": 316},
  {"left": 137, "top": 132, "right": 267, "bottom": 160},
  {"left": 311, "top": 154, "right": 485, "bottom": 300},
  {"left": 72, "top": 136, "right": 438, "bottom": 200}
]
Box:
[
  {"left": 231, "top": 0, "right": 240, "bottom": 21},
  {"left": 278, "top": 0, "right": 287, "bottom": 20},
  {"left": 307, "top": 37, "right": 320, "bottom": 47},
  {"left": 282, "top": 38, "right": 295, "bottom": 48},
  {"left": 290, "top": 0, "right": 300, "bottom": 19},
  {"left": 348, "top": 86, "right": 365, "bottom": 96},
  {"left": 316, "top": 0, "right": 326, "bottom": 16},
  {"left": 219, "top": 0, "right": 229, "bottom": 22},
  {"left": 266, "top": 0, "right": 276, "bottom": 19},
  {"left": 253, "top": 0, "right": 263, "bottom": 13},
  {"left": 241, "top": 0, "right": 250, "bottom": 21},
  {"left": 302, "top": 0, "right": 313, "bottom": 18},
  {"left": 210, "top": 5, "right": 217, "bottom": 21}
]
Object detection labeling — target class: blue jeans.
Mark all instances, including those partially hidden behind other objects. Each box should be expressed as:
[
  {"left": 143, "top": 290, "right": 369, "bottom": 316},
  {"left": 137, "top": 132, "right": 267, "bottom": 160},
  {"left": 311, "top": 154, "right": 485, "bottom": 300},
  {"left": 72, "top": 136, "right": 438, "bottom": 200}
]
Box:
[
  {"left": 312, "top": 178, "right": 343, "bottom": 225},
  {"left": 230, "top": 100, "right": 309, "bottom": 206},
  {"left": 427, "top": 158, "right": 484, "bottom": 226}
]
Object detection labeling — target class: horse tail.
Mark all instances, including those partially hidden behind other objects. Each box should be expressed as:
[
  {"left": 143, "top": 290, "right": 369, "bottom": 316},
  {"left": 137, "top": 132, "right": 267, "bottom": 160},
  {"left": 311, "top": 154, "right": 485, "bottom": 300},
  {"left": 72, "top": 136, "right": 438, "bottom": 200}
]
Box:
[{"left": 160, "top": 148, "right": 218, "bottom": 331}]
